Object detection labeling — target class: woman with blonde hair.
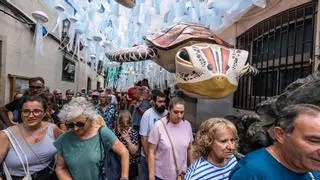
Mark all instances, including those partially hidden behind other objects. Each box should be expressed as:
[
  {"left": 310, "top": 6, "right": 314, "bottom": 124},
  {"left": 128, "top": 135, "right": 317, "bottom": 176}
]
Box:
[
  {"left": 184, "top": 118, "right": 239, "bottom": 180},
  {"left": 115, "top": 110, "right": 140, "bottom": 179}
]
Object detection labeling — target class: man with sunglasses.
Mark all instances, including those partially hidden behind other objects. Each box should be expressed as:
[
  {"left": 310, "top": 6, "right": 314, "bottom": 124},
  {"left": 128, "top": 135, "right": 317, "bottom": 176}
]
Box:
[{"left": 0, "top": 77, "right": 45, "bottom": 128}]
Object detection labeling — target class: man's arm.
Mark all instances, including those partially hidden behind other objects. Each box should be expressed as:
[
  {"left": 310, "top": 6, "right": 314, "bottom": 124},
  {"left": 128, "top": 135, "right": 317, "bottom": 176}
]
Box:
[
  {"left": 0, "top": 107, "right": 16, "bottom": 126},
  {"left": 139, "top": 109, "right": 150, "bottom": 156},
  {"left": 141, "top": 136, "right": 149, "bottom": 157}
]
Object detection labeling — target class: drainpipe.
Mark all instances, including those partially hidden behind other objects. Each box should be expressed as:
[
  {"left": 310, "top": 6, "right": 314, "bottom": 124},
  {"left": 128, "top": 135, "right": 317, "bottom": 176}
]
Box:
[{"left": 314, "top": 0, "right": 320, "bottom": 70}]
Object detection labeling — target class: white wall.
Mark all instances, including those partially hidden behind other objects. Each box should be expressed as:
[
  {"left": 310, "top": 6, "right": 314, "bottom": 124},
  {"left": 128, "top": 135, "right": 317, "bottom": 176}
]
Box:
[{"left": 0, "top": 0, "right": 104, "bottom": 103}]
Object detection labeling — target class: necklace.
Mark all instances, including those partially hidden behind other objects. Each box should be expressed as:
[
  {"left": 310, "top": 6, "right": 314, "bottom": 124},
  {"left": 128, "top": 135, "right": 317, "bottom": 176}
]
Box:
[{"left": 20, "top": 124, "right": 44, "bottom": 143}]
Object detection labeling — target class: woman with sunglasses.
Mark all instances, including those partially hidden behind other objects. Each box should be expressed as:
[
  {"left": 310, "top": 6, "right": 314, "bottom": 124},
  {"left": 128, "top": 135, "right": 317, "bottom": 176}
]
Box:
[
  {"left": 54, "top": 97, "right": 129, "bottom": 180},
  {"left": 148, "top": 97, "right": 193, "bottom": 180},
  {"left": 0, "top": 95, "right": 63, "bottom": 180}
]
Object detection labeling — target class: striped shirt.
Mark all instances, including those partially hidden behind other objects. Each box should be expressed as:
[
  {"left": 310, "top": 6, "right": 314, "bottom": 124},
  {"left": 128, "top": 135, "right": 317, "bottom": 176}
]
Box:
[{"left": 184, "top": 156, "right": 237, "bottom": 180}]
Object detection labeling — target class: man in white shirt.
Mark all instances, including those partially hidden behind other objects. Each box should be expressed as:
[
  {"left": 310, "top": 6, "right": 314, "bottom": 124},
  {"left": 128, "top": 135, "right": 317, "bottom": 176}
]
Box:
[{"left": 139, "top": 90, "right": 167, "bottom": 180}]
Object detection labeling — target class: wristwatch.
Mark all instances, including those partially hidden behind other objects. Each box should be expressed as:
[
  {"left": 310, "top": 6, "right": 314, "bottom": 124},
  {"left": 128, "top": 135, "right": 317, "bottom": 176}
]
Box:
[{"left": 119, "top": 177, "right": 128, "bottom": 180}]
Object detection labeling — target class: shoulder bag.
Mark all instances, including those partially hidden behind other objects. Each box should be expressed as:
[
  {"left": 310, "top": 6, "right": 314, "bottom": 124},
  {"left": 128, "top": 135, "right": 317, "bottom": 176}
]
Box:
[
  {"left": 2, "top": 129, "right": 32, "bottom": 180},
  {"left": 160, "top": 120, "right": 185, "bottom": 180},
  {"left": 98, "top": 126, "right": 121, "bottom": 180}
]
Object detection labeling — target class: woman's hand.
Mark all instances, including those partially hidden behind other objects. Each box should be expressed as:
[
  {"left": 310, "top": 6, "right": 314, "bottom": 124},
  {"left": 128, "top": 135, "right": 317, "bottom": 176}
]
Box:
[{"left": 121, "top": 129, "right": 130, "bottom": 142}]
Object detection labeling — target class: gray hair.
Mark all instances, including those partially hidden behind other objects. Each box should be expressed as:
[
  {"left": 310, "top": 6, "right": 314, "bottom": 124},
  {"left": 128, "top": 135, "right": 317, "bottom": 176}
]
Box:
[
  {"left": 58, "top": 97, "right": 99, "bottom": 122},
  {"left": 275, "top": 104, "right": 320, "bottom": 133}
]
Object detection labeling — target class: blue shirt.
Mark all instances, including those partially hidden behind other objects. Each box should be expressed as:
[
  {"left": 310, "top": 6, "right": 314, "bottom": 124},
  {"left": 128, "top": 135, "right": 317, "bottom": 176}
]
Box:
[
  {"left": 184, "top": 156, "right": 237, "bottom": 180},
  {"left": 96, "top": 104, "right": 118, "bottom": 129},
  {"left": 230, "top": 148, "right": 320, "bottom": 180},
  {"left": 132, "top": 100, "right": 150, "bottom": 127}
]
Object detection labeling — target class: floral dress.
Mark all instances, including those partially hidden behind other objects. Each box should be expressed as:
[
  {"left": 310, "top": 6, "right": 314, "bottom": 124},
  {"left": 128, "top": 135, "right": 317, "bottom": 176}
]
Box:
[{"left": 115, "top": 128, "right": 140, "bottom": 178}]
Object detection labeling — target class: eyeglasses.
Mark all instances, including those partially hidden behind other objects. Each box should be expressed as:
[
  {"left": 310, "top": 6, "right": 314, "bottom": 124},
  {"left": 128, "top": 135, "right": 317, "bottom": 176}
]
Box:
[
  {"left": 65, "top": 121, "right": 87, "bottom": 129},
  {"left": 21, "top": 109, "right": 44, "bottom": 117}
]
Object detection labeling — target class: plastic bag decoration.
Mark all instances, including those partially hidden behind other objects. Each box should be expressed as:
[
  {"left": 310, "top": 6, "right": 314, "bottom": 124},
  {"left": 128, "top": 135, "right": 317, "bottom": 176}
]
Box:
[
  {"left": 51, "top": 3, "right": 65, "bottom": 40},
  {"left": 106, "top": 23, "right": 258, "bottom": 99},
  {"left": 32, "top": 11, "right": 49, "bottom": 56},
  {"left": 93, "top": 35, "right": 102, "bottom": 69},
  {"left": 90, "top": 54, "right": 97, "bottom": 71},
  {"left": 72, "top": 26, "right": 84, "bottom": 60},
  {"left": 66, "top": 16, "right": 78, "bottom": 52},
  {"left": 115, "top": 0, "right": 136, "bottom": 8}
]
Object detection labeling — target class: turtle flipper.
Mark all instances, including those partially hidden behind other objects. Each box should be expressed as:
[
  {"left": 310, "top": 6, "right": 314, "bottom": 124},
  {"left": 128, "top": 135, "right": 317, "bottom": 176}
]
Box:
[
  {"left": 105, "top": 45, "right": 157, "bottom": 62},
  {"left": 240, "top": 64, "right": 259, "bottom": 76}
]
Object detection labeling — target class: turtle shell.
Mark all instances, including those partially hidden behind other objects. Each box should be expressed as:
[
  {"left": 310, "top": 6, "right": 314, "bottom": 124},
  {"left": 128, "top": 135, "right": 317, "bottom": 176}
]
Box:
[{"left": 145, "top": 22, "right": 232, "bottom": 51}]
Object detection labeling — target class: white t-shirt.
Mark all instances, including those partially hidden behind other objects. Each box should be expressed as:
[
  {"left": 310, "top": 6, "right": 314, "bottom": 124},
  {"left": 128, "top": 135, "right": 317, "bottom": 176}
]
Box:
[{"left": 139, "top": 107, "right": 167, "bottom": 156}]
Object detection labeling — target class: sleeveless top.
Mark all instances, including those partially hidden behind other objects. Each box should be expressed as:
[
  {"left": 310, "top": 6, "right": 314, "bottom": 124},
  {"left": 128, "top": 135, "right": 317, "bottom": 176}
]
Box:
[{"left": 3, "top": 123, "right": 57, "bottom": 176}]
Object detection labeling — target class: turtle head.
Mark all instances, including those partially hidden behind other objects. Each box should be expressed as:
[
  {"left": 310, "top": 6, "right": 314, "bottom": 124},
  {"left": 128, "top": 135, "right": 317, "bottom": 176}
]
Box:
[{"left": 175, "top": 43, "right": 252, "bottom": 99}]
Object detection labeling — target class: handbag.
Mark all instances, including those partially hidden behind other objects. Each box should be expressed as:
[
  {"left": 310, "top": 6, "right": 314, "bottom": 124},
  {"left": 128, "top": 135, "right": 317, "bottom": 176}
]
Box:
[
  {"left": 160, "top": 120, "right": 185, "bottom": 180},
  {"left": 2, "top": 129, "right": 32, "bottom": 180},
  {"left": 98, "top": 126, "right": 121, "bottom": 180}
]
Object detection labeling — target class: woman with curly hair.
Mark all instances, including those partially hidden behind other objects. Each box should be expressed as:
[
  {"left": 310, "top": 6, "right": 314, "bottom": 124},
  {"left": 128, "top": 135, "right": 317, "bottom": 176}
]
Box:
[
  {"left": 184, "top": 118, "right": 238, "bottom": 180},
  {"left": 53, "top": 97, "right": 129, "bottom": 180}
]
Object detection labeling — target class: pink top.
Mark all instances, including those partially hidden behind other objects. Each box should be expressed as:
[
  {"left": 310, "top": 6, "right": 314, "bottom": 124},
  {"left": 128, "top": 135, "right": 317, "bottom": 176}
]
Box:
[{"left": 148, "top": 118, "right": 193, "bottom": 180}]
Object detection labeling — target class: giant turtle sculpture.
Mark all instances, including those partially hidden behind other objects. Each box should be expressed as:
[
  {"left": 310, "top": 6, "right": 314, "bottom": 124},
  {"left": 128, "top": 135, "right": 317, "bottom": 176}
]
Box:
[
  {"left": 106, "top": 22, "right": 258, "bottom": 99},
  {"left": 114, "top": 0, "right": 135, "bottom": 8}
]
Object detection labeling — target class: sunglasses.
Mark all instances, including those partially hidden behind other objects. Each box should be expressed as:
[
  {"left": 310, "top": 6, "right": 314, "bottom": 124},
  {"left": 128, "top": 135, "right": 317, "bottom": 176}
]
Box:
[{"left": 65, "top": 121, "right": 86, "bottom": 129}]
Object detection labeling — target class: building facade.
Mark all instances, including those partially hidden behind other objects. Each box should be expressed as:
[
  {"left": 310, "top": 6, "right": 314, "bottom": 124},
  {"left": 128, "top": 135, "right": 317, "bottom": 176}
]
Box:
[{"left": 0, "top": 0, "right": 105, "bottom": 105}]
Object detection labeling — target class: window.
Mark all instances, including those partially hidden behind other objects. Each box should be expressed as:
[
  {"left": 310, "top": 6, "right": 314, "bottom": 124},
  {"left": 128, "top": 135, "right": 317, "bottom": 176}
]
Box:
[
  {"left": 62, "top": 57, "right": 76, "bottom": 82},
  {"left": 234, "top": 2, "right": 316, "bottom": 110}
]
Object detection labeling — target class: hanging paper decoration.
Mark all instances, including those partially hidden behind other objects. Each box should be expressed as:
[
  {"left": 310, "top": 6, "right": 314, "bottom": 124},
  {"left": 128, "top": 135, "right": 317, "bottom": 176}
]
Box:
[
  {"left": 72, "top": 24, "right": 84, "bottom": 60},
  {"left": 51, "top": 3, "right": 65, "bottom": 40},
  {"left": 90, "top": 54, "right": 96, "bottom": 70},
  {"left": 92, "top": 34, "right": 102, "bottom": 69},
  {"left": 32, "top": 11, "right": 49, "bottom": 56},
  {"left": 66, "top": 16, "right": 78, "bottom": 51},
  {"left": 41, "top": 0, "right": 268, "bottom": 91}
]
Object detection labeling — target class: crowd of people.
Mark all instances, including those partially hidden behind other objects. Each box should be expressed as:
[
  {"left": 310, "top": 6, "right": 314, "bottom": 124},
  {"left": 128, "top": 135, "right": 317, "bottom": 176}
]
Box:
[{"left": 0, "top": 76, "right": 320, "bottom": 180}]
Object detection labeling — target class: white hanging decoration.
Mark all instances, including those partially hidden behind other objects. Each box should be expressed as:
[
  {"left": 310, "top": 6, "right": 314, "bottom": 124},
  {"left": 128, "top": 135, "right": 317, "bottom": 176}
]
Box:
[
  {"left": 83, "top": 43, "right": 90, "bottom": 75},
  {"left": 32, "top": 11, "right": 49, "bottom": 56},
  {"left": 86, "top": 36, "right": 93, "bottom": 54},
  {"left": 72, "top": 25, "right": 84, "bottom": 60},
  {"left": 67, "top": 16, "right": 78, "bottom": 52},
  {"left": 90, "top": 54, "right": 96, "bottom": 71},
  {"left": 252, "top": 0, "right": 267, "bottom": 8},
  {"left": 51, "top": 3, "right": 65, "bottom": 40},
  {"left": 92, "top": 34, "right": 102, "bottom": 69}
]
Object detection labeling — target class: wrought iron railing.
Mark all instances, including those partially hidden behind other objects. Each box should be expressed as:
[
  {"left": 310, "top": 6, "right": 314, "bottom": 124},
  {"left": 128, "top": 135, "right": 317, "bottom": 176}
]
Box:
[{"left": 233, "top": 2, "right": 316, "bottom": 110}]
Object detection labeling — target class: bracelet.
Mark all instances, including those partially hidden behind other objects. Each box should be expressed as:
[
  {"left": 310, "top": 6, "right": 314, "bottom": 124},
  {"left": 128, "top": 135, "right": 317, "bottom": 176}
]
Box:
[{"left": 119, "top": 177, "right": 128, "bottom": 180}]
